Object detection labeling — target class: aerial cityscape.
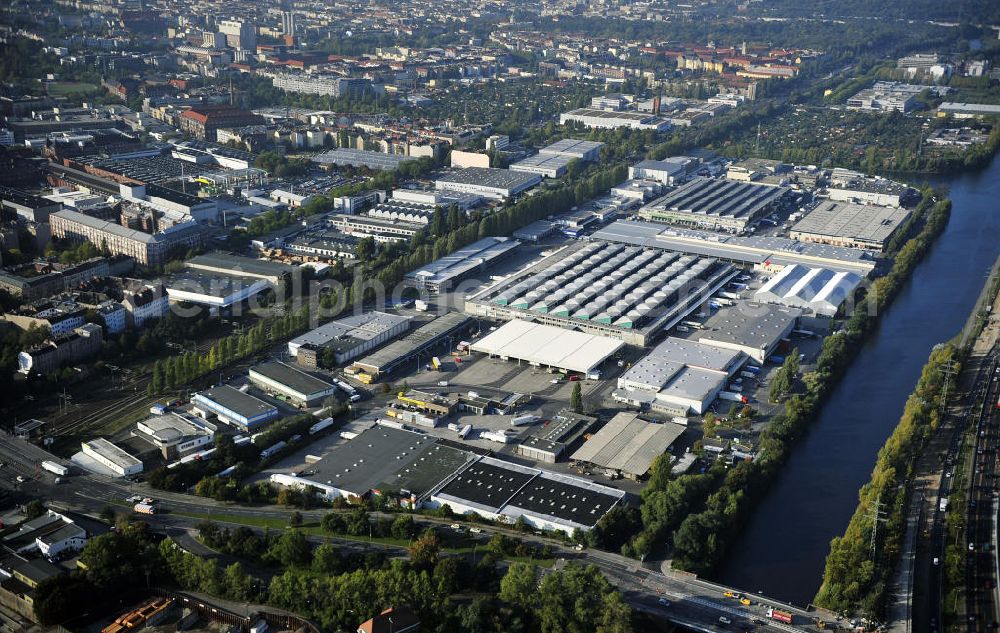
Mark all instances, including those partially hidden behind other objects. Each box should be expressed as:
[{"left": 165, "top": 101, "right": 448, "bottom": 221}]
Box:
[{"left": 0, "top": 0, "right": 999, "bottom": 631}]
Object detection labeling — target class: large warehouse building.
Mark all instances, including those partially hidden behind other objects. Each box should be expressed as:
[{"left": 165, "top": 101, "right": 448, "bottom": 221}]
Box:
[
  {"left": 465, "top": 241, "right": 737, "bottom": 346},
  {"left": 192, "top": 385, "right": 281, "bottom": 430},
  {"left": 470, "top": 320, "right": 624, "bottom": 376},
  {"left": 592, "top": 220, "right": 876, "bottom": 275},
  {"left": 694, "top": 304, "right": 801, "bottom": 363},
  {"left": 268, "top": 423, "right": 626, "bottom": 534},
  {"left": 249, "top": 361, "right": 338, "bottom": 407},
  {"left": 435, "top": 167, "right": 541, "bottom": 200},
  {"left": 754, "top": 264, "right": 862, "bottom": 317},
  {"left": 427, "top": 455, "right": 626, "bottom": 534},
  {"left": 559, "top": 108, "right": 672, "bottom": 131},
  {"left": 570, "top": 412, "right": 685, "bottom": 481},
  {"left": 405, "top": 237, "right": 520, "bottom": 294},
  {"left": 614, "top": 337, "right": 745, "bottom": 414},
  {"left": 270, "top": 424, "right": 474, "bottom": 502},
  {"left": 288, "top": 311, "right": 411, "bottom": 367},
  {"left": 637, "top": 177, "right": 789, "bottom": 232},
  {"left": 790, "top": 200, "right": 912, "bottom": 251}
]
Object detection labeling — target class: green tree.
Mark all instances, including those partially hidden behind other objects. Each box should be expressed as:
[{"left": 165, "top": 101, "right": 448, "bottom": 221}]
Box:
[
  {"left": 408, "top": 528, "right": 441, "bottom": 569},
  {"left": 289, "top": 511, "right": 303, "bottom": 528},
  {"left": 267, "top": 529, "right": 311, "bottom": 568},
  {"left": 570, "top": 382, "right": 583, "bottom": 413},
  {"left": 499, "top": 562, "right": 537, "bottom": 607}
]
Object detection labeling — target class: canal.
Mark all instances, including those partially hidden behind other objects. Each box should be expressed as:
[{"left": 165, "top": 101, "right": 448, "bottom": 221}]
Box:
[{"left": 714, "top": 155, "right": 1000, "bottom": 606}]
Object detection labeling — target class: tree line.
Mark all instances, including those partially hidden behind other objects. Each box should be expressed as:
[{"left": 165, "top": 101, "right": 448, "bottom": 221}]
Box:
[
  {"left": 815, "top": 343, "right": 957, "bottom": 616},
  {"left": 147, "top": 307, "right": 309, "bottom": 396}
]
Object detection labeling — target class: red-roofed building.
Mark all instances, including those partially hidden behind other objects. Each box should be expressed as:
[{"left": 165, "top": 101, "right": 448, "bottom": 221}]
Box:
[
  {"left": 357, "top": 607, "right": 420, "bottom": 633},
  {"left": 179, "top": 105, "right": 265, "bottom": 141}
]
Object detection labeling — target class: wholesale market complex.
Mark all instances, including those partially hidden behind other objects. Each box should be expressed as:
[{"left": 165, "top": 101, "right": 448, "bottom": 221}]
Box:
[{"left": 55, "top": 149, "right": 918, "bottom": 537}]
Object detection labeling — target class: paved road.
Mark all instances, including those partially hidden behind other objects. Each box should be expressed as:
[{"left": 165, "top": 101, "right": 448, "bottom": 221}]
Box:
[{"left": 1, "top": 434, "right": 834, "bottom": 633}]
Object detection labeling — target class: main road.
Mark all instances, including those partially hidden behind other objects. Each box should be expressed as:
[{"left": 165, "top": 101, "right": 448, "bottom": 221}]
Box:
[{"left": 3, "top": 435, "right": 836, "bottom": 633}]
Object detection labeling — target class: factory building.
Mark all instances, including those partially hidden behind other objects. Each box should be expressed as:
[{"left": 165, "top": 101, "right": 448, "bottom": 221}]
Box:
[
  {"left": 269, "top": 424, "right": 474, "bottom": 503},
  {"left": 288, "top": 311, "right": 411, "bottom": 366},
  {"left": 249, "top": 361, "right": 338, "bottom": 407},
  {"left": 570, "top": 412, "right": 686, "bottom": 481},
  {"left": 559, "top": 108, "right": 671, "bottom": 131},
  {"left": 184, "top": 252, "right": 295, "bottom": 285},
  {"left": 135, "top": 413, "right": 215, "bottom": 459},
  {"left": 405, "top": 237, "right": 519, "bottom": 294},
  {"left": 434, "top": 168, "right": 541, "bottom": 200},
  {"left": 825, "top": 169, "right": 914, "bottom": 208},
  {"left": 80, "top": 438, "right": 143, "bottom": 477},
  {"left": 753, "top": 264, "right": 863, "bottom": 317},
  {"left": 328, "top": 214, "right": 424, "bottom": 243},
  {"left": 514, "top": 410, "right": 595, "bottom": 464},
  {"left": 614, "top": 337, "right": 745, "bottom": 415},
  {"left": 465, "top": 241, "right": 737, "bottom": 346},
  {"left": 509, "top": 153, "right": 574, "bottom": 179},
  {"left": 163, "top": 272, "right": 271, "bottom": 308},
  {"left": 470, "top": 320, "right": 624, "bottom": 376},
  {"left": 537, "top": 138, "right": 605, "bottom": 161},
  {"left": 694, "top": 304, "right": 801, "bottom": 363},
  {"left": 637, "top": 177, "right": 789, "bottom": 232},
  {"left": 192, "top": 385, "right": 281, "bottom": 430}
]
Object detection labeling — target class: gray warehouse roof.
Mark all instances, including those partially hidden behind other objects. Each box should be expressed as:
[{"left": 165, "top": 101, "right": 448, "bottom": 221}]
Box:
[
  {"left": 790, "top": 200, "right": 911, "bottom": 246},
  {"left": 538, "top": 138, "right": 605, "bottom": 158},
  {"left": 353, "top": 311, "right": 471, "bottom": 374},
  {"left": 249, "top": 361, "right": 334, "bottom": 396},
  {"left": 290, "top": 311, "right": 411, "bottom": 352},
  {"left": 436, "top": 167, "right": 541, "bottom": 190},
  {"left": 195, "top": 385, "right": 278, "bottom": 419},
  {"left": 641, "top": 177, "right": 788, "bottom": 222},
  {"left": 696, "top": 304, "right": 802, "bottom": 351},
  {"left": 405, "top": 237, "right": 519, "bottom": 288},
  {"left": 187, "top": 252, "right": 295, "bottom": 279},
  {"left": 570, "top": 412, "right": 684, "bottom": 477},
  {"left": 306, "top": 425, "right": 473, "bottom": 497}
]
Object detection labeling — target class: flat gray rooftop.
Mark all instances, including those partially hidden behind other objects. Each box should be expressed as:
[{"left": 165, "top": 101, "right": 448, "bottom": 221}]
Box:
[
  {"left": 249, "top": 361, "right": 334, "bottom": 396},
  {"left": 354, "top": 311, "right": 472, "bottom": 374},
  {"left": 195, "top": 385, "right": 277, "bottom": 419},
  {"left": 695, "top": 304, "right": 801, "bottom": 351},
  {"left": 306, "top": 425, "right": 470, "bottom": 497},
  {"left": 791, "top": 200, "right": 911, "bottom": 245}
]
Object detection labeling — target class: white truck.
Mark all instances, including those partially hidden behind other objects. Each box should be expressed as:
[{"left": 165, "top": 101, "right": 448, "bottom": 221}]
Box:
[
  {"left": 718, "top": 391, "right": 749, "bottom": 404},
  {"left": 41, "top": 461, "right": 69, "bottom": 477},
  {"left": 133, "top": 502, "right": 156, "bottom": 515}
]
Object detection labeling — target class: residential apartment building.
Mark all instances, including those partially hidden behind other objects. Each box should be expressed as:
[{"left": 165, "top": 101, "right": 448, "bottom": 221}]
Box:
[{"left": 17, "top": 323, "right": 103, "bottom": 374}]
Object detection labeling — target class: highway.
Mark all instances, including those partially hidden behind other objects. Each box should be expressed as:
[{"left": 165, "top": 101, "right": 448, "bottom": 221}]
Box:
[
  {"left": 0, "top": 433, "right": 837, "bottom": 633},
  {"left": 964, "top": 351, "right": 1000, "bottom": 632}
]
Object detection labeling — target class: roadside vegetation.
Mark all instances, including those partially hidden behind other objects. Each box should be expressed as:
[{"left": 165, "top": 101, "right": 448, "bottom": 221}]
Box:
[
  {"left": 815, "top": 343, "right": 958, "bottom": 615},
  {"left": 31, "top": 514, "right": 632, "bottom": 633}
]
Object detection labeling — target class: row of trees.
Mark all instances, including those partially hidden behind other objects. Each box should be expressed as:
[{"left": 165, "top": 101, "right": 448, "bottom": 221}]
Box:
[
  {"left": 769, "top": 349, "right": 800, "bottom": 402},
  {"left": 815, "top": 343, "right": 957, "bottom": 615},
  {"left": 147, "top": 307, "right": 309, "bottom": 395}
]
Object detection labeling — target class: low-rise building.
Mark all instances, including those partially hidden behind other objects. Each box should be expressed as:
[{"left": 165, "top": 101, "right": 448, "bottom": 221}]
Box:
[
  {"left": 570, "top": 411, "right": 686, "bottom": 481},
  {"left": 790, "top": 200, "right": 912, "bottom": 251},
  {"left": 249, "top": 361, "right": 338, "bottom": 407},
  {"left": 135, "top": 412, "right": 215, "bottom": 459},
  {"left": 434, "top": 168, "right": 541, "bottom": 200},
  {"left": 80, "top": 437, "right": 143, "bottom": 477},
  {"left": 192, "top": 385, "right": 281, "bottom": 430}
]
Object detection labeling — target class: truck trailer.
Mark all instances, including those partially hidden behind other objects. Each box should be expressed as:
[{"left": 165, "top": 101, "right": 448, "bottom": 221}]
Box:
[
  {"left": 133, "top": 503, "right": 156, "bottom": 515},
  {"left": 41, "top": 461, "right": 69, "bottom": 477},
  {"left": 718, "top": 391, "right": 749, "bottom": 404},
  {"left": 767, "top": 608, "right": 793, "bottom": 624}
]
